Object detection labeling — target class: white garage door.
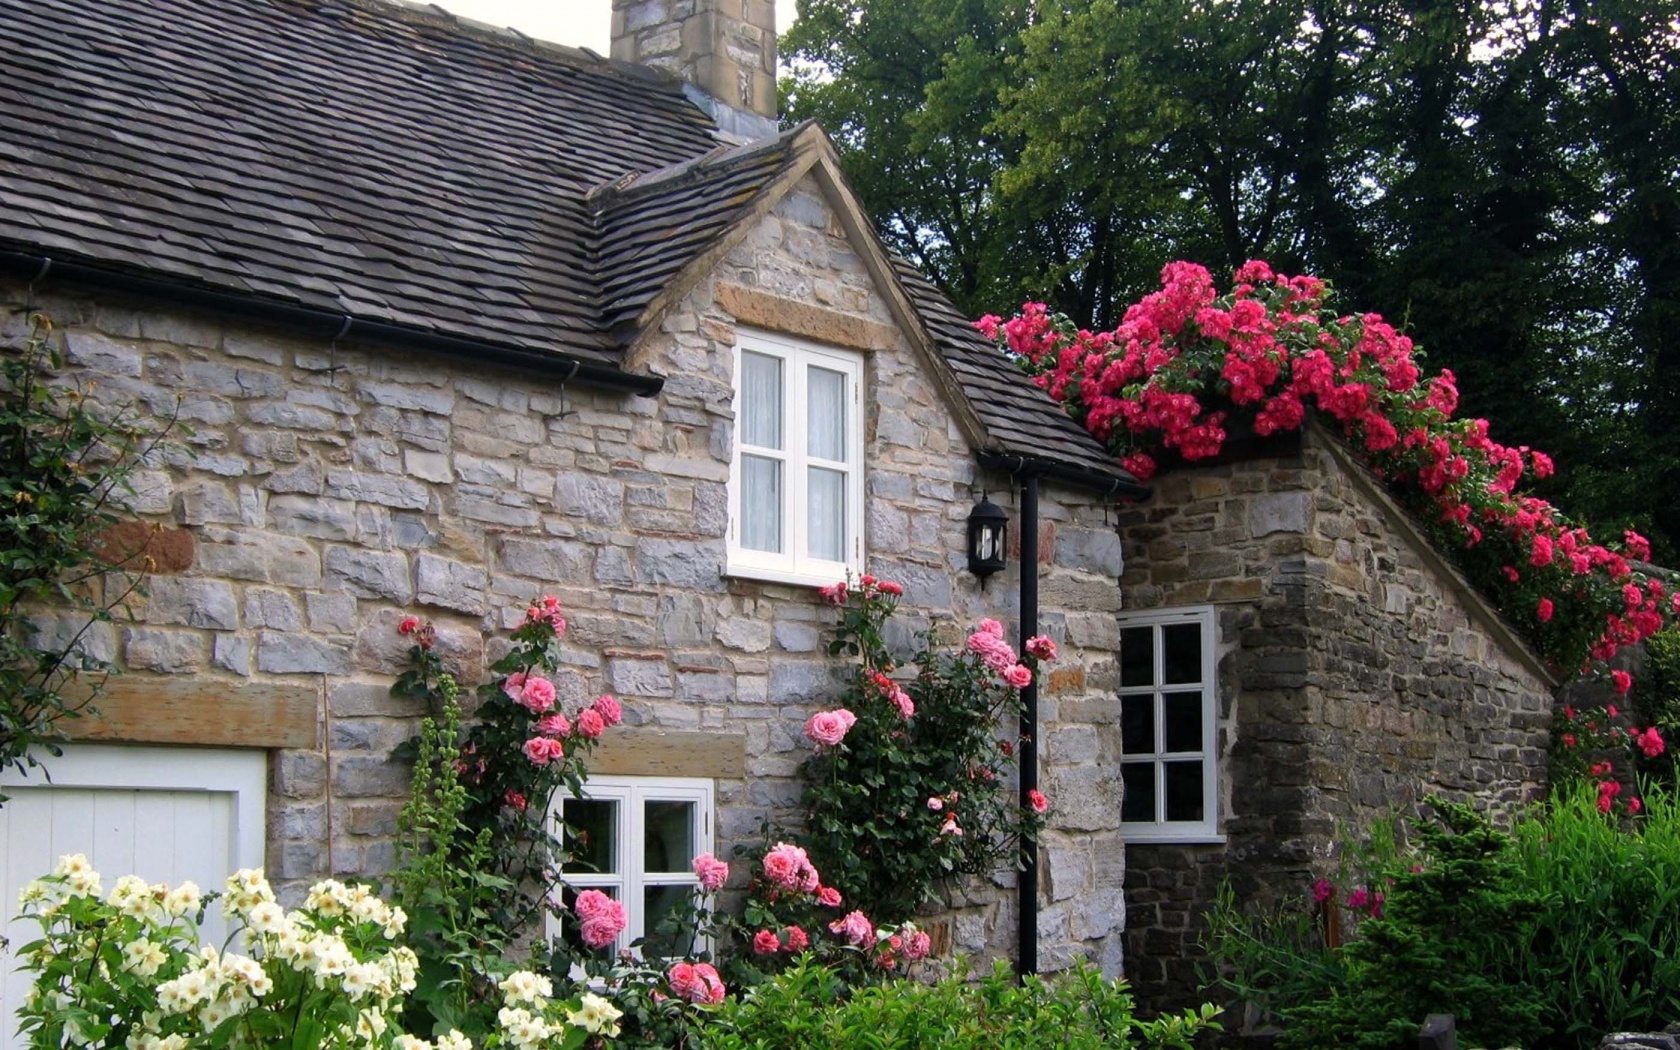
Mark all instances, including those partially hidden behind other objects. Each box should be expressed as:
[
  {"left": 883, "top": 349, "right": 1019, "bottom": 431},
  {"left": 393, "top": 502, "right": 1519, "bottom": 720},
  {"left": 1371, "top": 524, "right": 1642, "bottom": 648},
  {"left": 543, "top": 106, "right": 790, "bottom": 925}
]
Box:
[{"left": 0, "top": 745, "right": 266, "bottom": 1050}]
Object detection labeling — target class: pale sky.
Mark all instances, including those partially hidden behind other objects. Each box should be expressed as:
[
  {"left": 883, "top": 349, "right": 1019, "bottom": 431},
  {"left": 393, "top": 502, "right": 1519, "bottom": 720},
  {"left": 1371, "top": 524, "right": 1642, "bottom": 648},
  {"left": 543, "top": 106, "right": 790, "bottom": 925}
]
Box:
[{"left": 430, "top": 0, "right": 795, "bottom": 53}]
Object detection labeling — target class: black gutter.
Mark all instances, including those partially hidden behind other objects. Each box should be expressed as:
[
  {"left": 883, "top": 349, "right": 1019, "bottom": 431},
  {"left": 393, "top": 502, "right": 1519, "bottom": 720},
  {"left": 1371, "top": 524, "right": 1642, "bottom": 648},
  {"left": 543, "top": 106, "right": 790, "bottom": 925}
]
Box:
[
  {"left": 977, "top": 450, "right": 1152, "bottom": 501},
  {"left": 0, "top": 252, "right": 665, "bottom": 397},
  {"left": 1017, "top": 469, "right": 1041, "bottom": 979}
]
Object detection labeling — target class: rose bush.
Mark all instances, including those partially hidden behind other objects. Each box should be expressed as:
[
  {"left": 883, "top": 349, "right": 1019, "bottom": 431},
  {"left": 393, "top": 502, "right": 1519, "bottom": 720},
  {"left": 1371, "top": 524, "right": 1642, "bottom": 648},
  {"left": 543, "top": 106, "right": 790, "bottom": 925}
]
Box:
[
  {"left": 798, "top": 577, "right": 1054, "bottom": 929},
  {"left": 982, "top": 262, "right": 1673, "bottom": 806}
]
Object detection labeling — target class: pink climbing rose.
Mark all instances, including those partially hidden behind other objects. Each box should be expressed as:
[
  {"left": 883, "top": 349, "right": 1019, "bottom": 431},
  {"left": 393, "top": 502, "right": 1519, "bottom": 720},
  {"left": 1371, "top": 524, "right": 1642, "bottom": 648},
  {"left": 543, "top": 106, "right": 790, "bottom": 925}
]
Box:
[
  {"left": 804, "top": 709, "right": 858, "bottom": 748},
  {"left": 692, "top": 852, "right": 729, "bottom": 892},
  {"left": 574, "top": 889, "right": 627, "bottom": 949}
]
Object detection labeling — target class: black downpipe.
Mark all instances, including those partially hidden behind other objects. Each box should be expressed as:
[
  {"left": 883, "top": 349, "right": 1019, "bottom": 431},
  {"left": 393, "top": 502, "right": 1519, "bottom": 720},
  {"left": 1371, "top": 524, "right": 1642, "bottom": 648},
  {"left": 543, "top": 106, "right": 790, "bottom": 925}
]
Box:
[
  {"left": 0, "top": 252, "right": 665, "bottom": 396},
  {"left": 1017, "top": 471, "right": 1041, "bottom": 978}
]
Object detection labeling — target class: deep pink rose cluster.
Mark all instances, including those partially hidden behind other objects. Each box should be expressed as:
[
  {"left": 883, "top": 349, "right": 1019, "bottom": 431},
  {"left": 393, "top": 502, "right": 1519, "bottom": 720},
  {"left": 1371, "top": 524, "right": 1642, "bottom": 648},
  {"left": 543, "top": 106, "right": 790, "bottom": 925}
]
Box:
[
  {"left": 573, "top": 888, "right": 627, "bottom": 949},
  {"left": 762, "top": 842, "right": 821, "bottom": 893},
  {"left": 667, "top": 961, "right": 725, "bottom": 1004}
]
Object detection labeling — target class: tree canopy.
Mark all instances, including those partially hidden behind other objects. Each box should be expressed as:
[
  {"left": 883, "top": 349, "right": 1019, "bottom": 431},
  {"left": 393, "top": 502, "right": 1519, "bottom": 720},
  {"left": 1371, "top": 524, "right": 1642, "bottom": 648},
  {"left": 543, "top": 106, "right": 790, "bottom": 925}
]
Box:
[{"left": 780, "top": 0, "right": 1680, "bottom": 558}]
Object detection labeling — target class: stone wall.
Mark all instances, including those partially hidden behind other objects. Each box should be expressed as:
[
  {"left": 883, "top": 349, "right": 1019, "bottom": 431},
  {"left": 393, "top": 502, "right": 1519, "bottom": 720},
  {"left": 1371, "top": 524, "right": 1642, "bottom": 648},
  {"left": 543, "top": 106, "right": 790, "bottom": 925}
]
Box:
[
  {"left": 1116, "top": 426, "right": 1553, "bottom": 1009},
  {"left": 0, "top": 173, "right": 1129, "bottom": 970}
]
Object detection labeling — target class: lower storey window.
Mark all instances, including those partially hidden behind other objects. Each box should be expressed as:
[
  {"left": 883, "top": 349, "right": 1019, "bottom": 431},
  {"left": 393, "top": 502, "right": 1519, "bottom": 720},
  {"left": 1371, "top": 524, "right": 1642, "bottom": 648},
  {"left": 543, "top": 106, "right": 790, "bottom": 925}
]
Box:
[
  {"left": 553, "top": 775, "right": 714, "bottom": 958},
  {"left": 1118, "top": 606, "right": 1221, "bottom": 842}
]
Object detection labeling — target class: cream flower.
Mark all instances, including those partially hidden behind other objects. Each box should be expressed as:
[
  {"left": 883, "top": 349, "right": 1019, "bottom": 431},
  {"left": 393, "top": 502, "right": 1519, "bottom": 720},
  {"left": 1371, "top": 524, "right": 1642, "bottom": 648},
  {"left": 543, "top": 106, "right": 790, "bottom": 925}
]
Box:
[
  {"left": 568, "top": 992, "right": 624, "bottom": 1037},
  {"left": 162, "top": 881, "right": 201, "bottom": 918},
  {"left": 436, "top": 1031, "right": 472, "bottom": 1050},
  {"left": 497, "top": 970, "right": 552, "bottom": 1006}
]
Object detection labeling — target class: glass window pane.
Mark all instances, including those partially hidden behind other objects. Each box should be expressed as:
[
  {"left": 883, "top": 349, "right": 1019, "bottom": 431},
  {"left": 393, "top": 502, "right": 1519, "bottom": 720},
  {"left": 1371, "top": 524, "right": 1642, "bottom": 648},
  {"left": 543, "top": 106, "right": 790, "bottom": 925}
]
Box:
[
  {"left": 740, "top": 351, "right": 783, "bottom": 449},
  {"left": 1121, "top": 626, "right": 1156, "bottom": 687},
  {"left": 1121, "top": 763, "right": 1156, "bottom": 823},
  {"left": 1164, "top": 760, "right": 1205, "bottom": 822},
  {"left": 1121, "top": 696, "right": 1156, "bottom": 755},
  {"left": 562, "top": 798, "right": 617, "bottom": 874},
  {"left": 641, "top": 884, "right": 698, "bottom": 959},
  {"left": 1163, "top": 623, "right": 1203, "bottom": 684},
  {"left": 808, "top": 466, "right": 846, "bottom": 562},
  {"left": 807, "top": 365, "right": 847, "bottom": 462},
  {"left": 1163, "top": 691, "right": 1204, "bottom": 753},
  {"left": 644, "top": 800, "right": 695, "bottom": 873},
  {"left": 741, "top": 455, "right": 782, "bottom": 553}
]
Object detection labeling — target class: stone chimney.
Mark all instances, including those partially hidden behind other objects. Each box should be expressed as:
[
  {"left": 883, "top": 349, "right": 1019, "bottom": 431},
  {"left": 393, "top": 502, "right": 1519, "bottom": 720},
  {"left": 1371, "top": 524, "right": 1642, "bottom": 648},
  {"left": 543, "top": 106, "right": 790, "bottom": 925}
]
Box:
[{"left": 611, "top": 0, "right": 779, "bottom": 140}]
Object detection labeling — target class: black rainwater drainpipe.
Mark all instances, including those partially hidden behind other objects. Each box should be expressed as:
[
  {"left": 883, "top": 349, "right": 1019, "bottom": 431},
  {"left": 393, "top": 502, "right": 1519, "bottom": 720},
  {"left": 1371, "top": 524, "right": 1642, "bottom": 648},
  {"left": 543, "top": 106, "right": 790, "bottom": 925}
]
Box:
[{"left": 1017, "top": 470, "right": 1041, "bottom": 978}]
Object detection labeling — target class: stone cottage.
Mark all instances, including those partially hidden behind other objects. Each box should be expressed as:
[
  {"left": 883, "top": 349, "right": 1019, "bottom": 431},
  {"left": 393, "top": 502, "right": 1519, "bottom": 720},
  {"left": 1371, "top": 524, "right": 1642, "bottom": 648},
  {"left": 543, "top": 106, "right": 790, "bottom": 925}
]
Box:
[
  {"left": 0, "top": 0, "right": 1146, "bottom": 1032},
  {"left": 0, "top": 0, "right": 1560, "bottom": 1028}
]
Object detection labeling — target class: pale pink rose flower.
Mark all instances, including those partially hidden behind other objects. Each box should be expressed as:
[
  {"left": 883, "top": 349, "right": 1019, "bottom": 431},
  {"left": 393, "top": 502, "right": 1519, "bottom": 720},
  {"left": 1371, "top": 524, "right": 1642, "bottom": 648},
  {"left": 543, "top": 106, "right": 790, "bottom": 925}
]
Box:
[
  {"left": 828, "top": 910, "right": 874, "bottom": 947},
  {"left": 977, "top": 618, "right": 1005, "bottom": 638},
  {"left": 890, "top": 688, "right": 914, "bottom": 719},
  {"left": 927, "top": 797, "right": 944, "bottom": 812},
  {"left": 501, "top": 671, "right": 529, "bottom": 702},
  {"left": 523, "top": 736, "right": 564, "bottom": 765},
  {"left": 517, "top": 676, "right": 557, "bottom": 714},
  {"left": 535, "top": 712, "right": 571, "bottom": 737},
  {"left": 591, "top": 694, "right": 623, "bottom": 726},
  {"left": 1003, "top": 663, "right": 1033, "bottom": 689},
  {"left": 804, "top": 708, "right": 857, "bottom": 748},
  {"left": 1025, "top": 635, "right": 1058, "bottom": 661},
  {"left": 692, "top": 853, "right": 729, "bottom": 892},
  {"left": 762, "top": 842, "right": 815, "bottom": 891},
  {"left": 575, "top": 708, "right": 606, "bottom": 739}
]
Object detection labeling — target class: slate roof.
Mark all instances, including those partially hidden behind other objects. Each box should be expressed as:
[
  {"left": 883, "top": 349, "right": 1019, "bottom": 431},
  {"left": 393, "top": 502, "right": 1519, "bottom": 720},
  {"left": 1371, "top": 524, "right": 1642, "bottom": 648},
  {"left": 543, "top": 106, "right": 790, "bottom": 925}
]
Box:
[{"left": 0, "top": 0, "right": 1137, "bottom": 488}]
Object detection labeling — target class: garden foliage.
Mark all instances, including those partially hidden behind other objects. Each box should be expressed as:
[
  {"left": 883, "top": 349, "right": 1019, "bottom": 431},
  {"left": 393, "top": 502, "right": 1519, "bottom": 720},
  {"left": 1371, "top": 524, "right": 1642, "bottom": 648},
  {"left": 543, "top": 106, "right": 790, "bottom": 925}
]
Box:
[
  {"left": 1202, "top": 787, "right": 1680, "bottom": 1050},
  {"left": 0, "top": 312, "right": 169, "bottom": 788},
  {"left": 698, "top": 956, "right": 1218, "bottom": 1050}
]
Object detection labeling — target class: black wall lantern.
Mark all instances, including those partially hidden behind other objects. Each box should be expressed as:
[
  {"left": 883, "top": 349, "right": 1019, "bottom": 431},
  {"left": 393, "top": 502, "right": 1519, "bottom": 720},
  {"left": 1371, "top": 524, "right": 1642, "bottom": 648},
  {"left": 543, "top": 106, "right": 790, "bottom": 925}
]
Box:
[{"left": 967, "top": 494, "right": 1009, "bottom": 583}]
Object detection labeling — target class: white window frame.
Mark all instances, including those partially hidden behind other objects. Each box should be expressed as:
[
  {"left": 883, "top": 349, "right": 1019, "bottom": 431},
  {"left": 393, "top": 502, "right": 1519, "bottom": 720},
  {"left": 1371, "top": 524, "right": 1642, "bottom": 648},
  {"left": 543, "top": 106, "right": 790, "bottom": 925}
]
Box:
[
  {"left": 1117, "top": 606, "right": 1223, "bottom": 843},
  {"left": 549, "top": 775, "right": 714, "bottom": 959},
  {"left": 726, "top": 329, "right": 865, "bottom": 587}
]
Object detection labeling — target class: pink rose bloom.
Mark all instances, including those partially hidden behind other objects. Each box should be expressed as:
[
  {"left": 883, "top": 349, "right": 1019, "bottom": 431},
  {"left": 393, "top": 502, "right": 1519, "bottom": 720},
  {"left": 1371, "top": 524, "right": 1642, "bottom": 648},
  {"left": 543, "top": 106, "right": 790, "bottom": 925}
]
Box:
[
  {"left": 1312, "top": 879, "right": 1334, "bottom": 904},
  {"left": 785, "top": 925, "right": 809, "bottom": 951},
  {"left": 692, "top": 852, "right": 729, "bottom": 892},
  {"left": 752, "top": 929, "right": 781, "bottom": 955},
  {"left": 977, "top": 618, "right": 1005, "bottom": 638},
  {"left": 804, "top": 708, "right": 857, "bottom": 748},
  {"left": 1637, "top": 726, "right": 1666, "bottom": 758},
  {"left": 878, "top": 579, "right": 904, "bottom": 596},
  {"left": 1347, "top": 887, "right": 1370, "bottom": 910},
  {"left": 523, "top": 736, "right": 565, "bottom": 765},
  {"left": 1025, "top": 635, "right": 1058, "bottom": 661},
  {"left": 829, "top": 910, "right": 875, "bottom": 947},
  {"left": 927, "top": 797, "right": 943, "bottom": 812},
  {"left": 502, "top": 671, "right": 529, "bottom": 701},
  {"left": 763, "top": 842, "right": 816, "bottom": 891},
  {"left": 591, "top": 694, "right": 623, "bottom": 726},
  {"left": 818, "top": 581, "right": 849, "bottom": 605},
  {"left": 535, "top": 712, "right": 571, "bottom": 737},
  {"left": 1028, "top": 788, "right": 1049, "bottom": 814},
  {"left": 517, "top": 675, "right": 557, "bottom": 714},
  {"left": 1612, "top": 670, "right": 1633, "bottom": 694},
  {"left": 398, "top": 616, "right": 421, "bottom": 635},
  {"left": 668, "top": 962, "right": 725, "bottom": 1005},
  {"left": 940, "top": 816, "right": 963, "bottom": 837},
  {"left": 1003, "top": 664, "right": 1033, "bottom": 689},
  {"left": 574, "top": 889, "right": 627, "bottom": 949},
  {"left": 890, "top": 688, "right": 915, "bottom": 719},
  {"left": 905, "top": 929, "right": 932, "bottom": 961},
  {"left": 1537, "top": 598, "right": 1555, "bottom": 623},
  {"left": 817, "top": 886, "right": 842, "bottom": 908},
  {"left": 576, "top": 708, "right": 606, "bottom": 739}
]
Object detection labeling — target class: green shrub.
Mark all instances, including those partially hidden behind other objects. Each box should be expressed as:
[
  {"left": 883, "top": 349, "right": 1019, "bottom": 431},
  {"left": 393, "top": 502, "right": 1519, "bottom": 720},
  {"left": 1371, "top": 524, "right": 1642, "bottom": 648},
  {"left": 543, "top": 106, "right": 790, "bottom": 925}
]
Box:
[
  {"left": 698, "top": 956, "right": 1219, "bottom": 1050},
  {"left": 1509, "top": 784, "right": 1680, "bottom": 1043},
  {"left": 1202, "top": 789, "right": 1680, "bottom": 1050}
]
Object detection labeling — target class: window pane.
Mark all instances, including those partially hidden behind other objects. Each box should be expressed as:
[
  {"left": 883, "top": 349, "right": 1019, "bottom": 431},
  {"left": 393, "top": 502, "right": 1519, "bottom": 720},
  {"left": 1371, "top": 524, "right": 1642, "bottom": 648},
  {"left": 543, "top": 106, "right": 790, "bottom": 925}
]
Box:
[
  {"left": 1164, "top": 760, "right": 1205, "bottom": 822},
  {"left": 1121, "top": 763, "right": 1156, "bottom": 823},
  {"left": 740, "top": 351, "right": 783, "bottom": 449},
  {"left": 1163, "top": 623, "right": 1203, "bottom": 684},
  {"left": 741, "top": 455, "right": 782, "bottom": 553},
  {"left": 808, "top": 466, "right": 846, "bottom": 562},
  {"left": 644, "top": 800, "right": 695, "bottom": 873},
  {"left": 562, "top": 798, "right": 617, "bottom": 874},
  {"left": 807, "top": 365, "right": 847, "bottom": 461},
  {"left": 641, "top": 884, "right": 698, "bottom": 958},
  {"left": 1121, "top": 626, "right": 1156, "bottom": 687},
  {"left": 1121, "top": 696, "right": 1156, "bottom": 755},
  {"left": 1163, "top": 691, "right": 1204, "bottom": 753}
]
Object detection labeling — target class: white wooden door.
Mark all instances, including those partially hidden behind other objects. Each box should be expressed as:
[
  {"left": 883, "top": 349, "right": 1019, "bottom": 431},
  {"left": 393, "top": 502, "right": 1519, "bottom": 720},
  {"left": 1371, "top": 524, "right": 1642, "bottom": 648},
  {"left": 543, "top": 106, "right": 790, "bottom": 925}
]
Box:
[{"left": 0, "top": 745, "right": 266, "bottom": 1050}]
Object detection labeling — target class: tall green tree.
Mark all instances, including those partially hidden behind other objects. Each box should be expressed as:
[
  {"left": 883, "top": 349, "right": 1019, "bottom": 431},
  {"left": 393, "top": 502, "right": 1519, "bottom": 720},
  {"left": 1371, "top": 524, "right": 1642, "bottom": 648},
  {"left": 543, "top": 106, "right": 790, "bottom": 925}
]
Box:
[{"left": 781, "top": 0, "right": 1680, "bottom": 558}]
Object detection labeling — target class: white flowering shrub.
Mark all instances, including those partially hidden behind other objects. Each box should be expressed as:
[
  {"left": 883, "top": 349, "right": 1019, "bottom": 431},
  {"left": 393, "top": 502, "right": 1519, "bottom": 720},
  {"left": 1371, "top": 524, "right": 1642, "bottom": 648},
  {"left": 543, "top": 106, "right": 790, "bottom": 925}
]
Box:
[{"left": 11, "top": 856, "right": 614, "bottom": 1050}]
